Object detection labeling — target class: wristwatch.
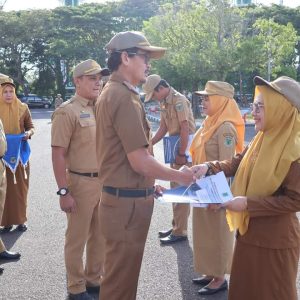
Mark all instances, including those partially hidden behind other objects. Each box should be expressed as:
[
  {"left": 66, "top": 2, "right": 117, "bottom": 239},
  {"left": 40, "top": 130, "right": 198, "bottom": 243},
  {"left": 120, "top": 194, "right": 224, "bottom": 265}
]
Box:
[
  {"left": 56, "top": 187, "right": 69, "bottom": 196},
  {"left": 177, "top": 152, "right": 188, "bottom": 158}
]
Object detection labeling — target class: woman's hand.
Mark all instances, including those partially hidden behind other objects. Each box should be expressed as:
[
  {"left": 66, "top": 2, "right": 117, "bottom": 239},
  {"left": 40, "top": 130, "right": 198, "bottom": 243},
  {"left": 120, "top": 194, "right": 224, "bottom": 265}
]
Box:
[
  {"left": 190, "top": 164, "right": 208, "bottom": 179},
  {"left": 22, "top": 131, "right": 30, "bottom": 140},
  {"left": 221, "top": 196, "right": 247, "bottom": 211}
]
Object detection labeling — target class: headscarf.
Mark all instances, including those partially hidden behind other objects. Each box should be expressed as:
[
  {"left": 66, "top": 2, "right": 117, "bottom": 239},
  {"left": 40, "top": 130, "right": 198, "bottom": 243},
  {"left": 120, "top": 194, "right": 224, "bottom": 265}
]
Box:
[
  {"left": 0, "top": 83, "right": 26, "bottom": 134},
  {"left": 190, "top": 95, "right": 245, "bottom": 164},
  {"left": 228, "top": 86, "right": 300, "bottom": 235}
]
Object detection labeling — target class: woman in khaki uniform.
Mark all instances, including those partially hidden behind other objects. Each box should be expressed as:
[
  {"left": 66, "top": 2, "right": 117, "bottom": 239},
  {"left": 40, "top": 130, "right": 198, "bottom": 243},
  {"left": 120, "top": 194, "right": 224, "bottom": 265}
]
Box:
[
  {"left": 0, "top": 78, "right": 34, "bottom": 232},
  {"left": 189, "top": 81, "right": 244, "bottom": 295},
  {"left": 192, "top": 76, "right": 300, "bottom": 300}
]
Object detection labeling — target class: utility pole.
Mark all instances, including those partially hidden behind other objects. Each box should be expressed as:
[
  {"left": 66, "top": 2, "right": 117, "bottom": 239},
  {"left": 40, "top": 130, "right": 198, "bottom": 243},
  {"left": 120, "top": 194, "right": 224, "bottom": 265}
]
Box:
[{"left": 0, "top": 0, "right": 7, "bottom": 11}]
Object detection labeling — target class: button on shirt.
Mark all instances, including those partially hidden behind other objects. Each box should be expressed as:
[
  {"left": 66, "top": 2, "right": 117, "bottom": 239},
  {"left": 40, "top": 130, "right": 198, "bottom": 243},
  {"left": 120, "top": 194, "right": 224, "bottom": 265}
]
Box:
[
  {"left": 95, "top": 73, "right": 154, "bottom": 188},
  {"left": 160, "top": 88, "right": 196, "bottom": 136},
  {"left": 51, "top": 94, "right": 98, "bottom": 173}
]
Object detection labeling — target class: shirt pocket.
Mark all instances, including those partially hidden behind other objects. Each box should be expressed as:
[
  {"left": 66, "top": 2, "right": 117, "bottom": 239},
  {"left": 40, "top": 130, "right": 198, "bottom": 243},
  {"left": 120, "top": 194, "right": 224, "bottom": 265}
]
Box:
[{"left": 78, "top": 118, "right": 96, "bottom": 142}]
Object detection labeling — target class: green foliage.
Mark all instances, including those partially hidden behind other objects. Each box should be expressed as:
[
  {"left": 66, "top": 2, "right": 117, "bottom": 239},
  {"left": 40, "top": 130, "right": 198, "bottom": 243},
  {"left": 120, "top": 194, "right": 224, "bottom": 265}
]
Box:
[{"left": 0, "top": 0, "right": 299, "bottom": 97}]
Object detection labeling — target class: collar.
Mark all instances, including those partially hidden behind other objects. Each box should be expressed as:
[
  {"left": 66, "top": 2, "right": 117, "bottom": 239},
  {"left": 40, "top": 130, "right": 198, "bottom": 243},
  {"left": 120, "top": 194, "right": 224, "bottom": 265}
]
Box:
[
  {"left": 165, "top": 87, "right": 176, "bottom": 104},
  {"left": 110, "top": 73, "right": 139, "bottom": 95},
  {"left": 74, "top": 94, "right": 95, "bottom": 107}
]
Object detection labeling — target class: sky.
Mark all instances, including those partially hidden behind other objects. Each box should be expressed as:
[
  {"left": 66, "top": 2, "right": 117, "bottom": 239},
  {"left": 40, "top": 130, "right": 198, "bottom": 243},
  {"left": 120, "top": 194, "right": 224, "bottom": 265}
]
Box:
[{"left": 2, "top": 0, "right": 300, "bottom": 11}]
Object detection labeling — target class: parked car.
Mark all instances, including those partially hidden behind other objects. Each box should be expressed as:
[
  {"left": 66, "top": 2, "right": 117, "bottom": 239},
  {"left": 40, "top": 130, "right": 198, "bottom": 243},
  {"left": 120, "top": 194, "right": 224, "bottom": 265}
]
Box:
[{"left": 20, "top": 94, "right": 52, "bottom": 109}]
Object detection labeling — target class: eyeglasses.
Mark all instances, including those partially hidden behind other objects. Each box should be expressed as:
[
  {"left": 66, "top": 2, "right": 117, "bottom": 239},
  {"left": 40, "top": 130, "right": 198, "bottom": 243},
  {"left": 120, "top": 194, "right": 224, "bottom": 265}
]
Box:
[
  {"left": 128, "top": 52, "right": 150, "bottom": 64},
  {"left": 250, "top": 102, "right": 264, "bottom": 113}
]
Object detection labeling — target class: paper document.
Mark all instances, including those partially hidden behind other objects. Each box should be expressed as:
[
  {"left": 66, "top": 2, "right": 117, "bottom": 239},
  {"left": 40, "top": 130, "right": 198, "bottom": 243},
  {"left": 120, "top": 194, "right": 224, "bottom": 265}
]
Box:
[{"left": 158, "top": 172, "right": 233, "bottom": 205}]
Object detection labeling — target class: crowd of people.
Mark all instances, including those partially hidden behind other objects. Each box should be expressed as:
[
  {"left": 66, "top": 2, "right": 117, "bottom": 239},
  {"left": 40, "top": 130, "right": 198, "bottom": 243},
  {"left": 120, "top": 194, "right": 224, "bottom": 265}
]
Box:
[{"left": 0, "top": 30, "right": 300, "bottom": 300}]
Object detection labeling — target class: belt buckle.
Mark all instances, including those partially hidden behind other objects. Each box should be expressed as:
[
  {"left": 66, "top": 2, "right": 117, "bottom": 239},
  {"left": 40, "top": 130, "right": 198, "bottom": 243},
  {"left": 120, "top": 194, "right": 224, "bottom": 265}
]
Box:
[{"left": 90, "top": 173, "right": 94, "bottom": 178}]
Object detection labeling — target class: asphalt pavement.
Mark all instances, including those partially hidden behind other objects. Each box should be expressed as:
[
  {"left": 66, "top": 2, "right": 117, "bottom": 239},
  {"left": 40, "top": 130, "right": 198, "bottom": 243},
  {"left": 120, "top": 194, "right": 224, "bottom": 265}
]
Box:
[{"left": 0, "top": 109, "right": 299, "bottom": 300}]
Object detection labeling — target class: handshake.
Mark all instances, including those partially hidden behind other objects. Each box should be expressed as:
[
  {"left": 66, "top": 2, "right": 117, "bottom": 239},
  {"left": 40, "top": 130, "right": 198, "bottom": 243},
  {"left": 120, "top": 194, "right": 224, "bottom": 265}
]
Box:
[{"left": 180, "top": 163, "right": 208, "bottom": 185}]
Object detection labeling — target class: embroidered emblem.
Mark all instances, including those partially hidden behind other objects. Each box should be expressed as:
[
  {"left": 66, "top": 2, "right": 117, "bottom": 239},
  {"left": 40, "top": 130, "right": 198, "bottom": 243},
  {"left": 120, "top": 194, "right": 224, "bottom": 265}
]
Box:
[
  {"left": 10, "top": 157, "right": 17, "bottom": 164},
  {"left": 175, "top": 102, "right": 184, "bottom": 112},
  {"left": 224, "top": 136, "right": 233, "bottom": 147}
]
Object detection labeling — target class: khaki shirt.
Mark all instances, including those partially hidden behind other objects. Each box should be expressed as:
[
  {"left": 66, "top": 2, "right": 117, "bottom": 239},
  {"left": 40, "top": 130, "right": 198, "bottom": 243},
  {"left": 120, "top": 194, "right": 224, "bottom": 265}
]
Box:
[
  {"left": 205, "top": 122, "right": 237, "bottom": 161},
  {"left": 95, "top": 73, "right": 154, "bottom": 188},
  {"left": 160, "top": 87, "right": 196, "bottom": 136},
  {"left": 0, "top": 120, "right": 6, "bottom": 158},
  {"left": 51, "top": 94, "right": 98, "bottom": 172}
]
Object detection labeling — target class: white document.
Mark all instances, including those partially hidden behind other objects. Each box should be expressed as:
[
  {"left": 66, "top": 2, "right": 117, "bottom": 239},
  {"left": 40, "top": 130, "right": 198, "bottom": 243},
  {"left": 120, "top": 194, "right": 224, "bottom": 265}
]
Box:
[{"left": 158, "top": 172, "right": 233, "bottom": 206}]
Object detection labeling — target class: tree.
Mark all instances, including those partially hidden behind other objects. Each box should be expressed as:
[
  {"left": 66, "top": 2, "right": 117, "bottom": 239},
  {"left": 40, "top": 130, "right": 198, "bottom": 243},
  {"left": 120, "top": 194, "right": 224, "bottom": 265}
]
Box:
[{"left": 143, "top": 0, "right": 244, "bottom": 91}]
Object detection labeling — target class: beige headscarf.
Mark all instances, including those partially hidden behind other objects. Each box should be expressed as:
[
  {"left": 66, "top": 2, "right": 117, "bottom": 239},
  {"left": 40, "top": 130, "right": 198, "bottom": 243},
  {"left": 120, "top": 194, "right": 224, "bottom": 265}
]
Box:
[
  {"left": 228, "top": 86, "right": 300, "bottom": 235},
  {"left": 190, "top": 95, "right": 245, "bottom": 164}
]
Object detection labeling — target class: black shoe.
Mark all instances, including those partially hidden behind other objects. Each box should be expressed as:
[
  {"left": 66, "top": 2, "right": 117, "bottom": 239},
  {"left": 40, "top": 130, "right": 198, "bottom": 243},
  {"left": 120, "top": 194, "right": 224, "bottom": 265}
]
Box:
[
  {"left": 198, "top": 280, "right": 228, "bottom": 295},
  {"left": 86, "top": 285, "right": 100, "bottom": 293},
  {"left": 0, "top": 250, "right": 21, "bottom": 260},
  {"left": 160, "top": 234, "right": 187, "bottom": 245},
  {"left": 0, "top": 267, "right": 3, "bottom": 275},
  {"left": 0, "top": 226, "right": 13, "bottom": 233},
  {"left": 69, "top": 291, "right": 93, "bottom": 300},
  {"left": 158, "top": 228, "right": 173, "bottom": 238},
  {"left": 192, "top": 276, "right": 212, "bottom": 285},
  {"left": 17, "top": 224, "right": 27, "bottom": 232}
]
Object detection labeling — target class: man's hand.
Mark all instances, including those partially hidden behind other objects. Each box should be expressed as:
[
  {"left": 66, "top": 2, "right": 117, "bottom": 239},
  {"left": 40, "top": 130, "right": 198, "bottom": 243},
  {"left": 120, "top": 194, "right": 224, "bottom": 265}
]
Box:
[
  {"left": 221, "top": 196, "right": 247, "bottom": 211},
  {"left": 191, "top": 164, "right": 208, "bottom": 179},
  {"left": 154, "top": 184, "right": 166, "bottom": 198},
  {"left": 60, "top": 194, "right": 76, "bottom": 213},
  {"left": 175, "top": 154, "right": 187, "bottom": 166},
  {"left": 178, "top": 165, "right": 195, "bottom": 186}
]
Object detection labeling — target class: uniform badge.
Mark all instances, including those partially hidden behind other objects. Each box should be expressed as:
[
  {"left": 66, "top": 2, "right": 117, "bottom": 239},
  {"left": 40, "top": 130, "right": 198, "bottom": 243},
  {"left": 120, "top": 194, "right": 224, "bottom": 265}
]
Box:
[
  {"left": 175, "top": 102, "right": 184, "bottom": 112},
  {"left": 224, "top": 136, "right": 233, "bottom": 147}
]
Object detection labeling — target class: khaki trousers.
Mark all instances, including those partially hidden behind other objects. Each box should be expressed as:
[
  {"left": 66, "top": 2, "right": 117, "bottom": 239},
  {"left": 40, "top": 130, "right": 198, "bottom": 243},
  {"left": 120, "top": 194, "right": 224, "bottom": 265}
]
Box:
[
  {"left": 99, "top": 192, "right": 154, "bottom": 300},
  {"left": 65, "top": 173, "right": 104, "bottom": 294},
  {"left": 0, "top": 161, "right": 6, "bottom": 253},
  {"left": 170, "top": 163, "right": 190, "bottom": 236}
]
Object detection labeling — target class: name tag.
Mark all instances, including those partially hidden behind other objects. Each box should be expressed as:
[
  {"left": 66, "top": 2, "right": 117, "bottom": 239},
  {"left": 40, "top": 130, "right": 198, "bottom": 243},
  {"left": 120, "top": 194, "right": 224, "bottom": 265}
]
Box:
[{"left": 80, "top": 113, "right": 90, "bottom": 119}]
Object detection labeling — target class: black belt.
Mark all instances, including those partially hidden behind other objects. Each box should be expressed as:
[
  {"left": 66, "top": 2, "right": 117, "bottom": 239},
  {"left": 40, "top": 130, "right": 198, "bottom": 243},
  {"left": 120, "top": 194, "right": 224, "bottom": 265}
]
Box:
[
  {"left": 69, "top": 170, "right": 98, "bottom": 178},
  {"left": 103, "top": 186, "right": 154, "bottom": 198}
]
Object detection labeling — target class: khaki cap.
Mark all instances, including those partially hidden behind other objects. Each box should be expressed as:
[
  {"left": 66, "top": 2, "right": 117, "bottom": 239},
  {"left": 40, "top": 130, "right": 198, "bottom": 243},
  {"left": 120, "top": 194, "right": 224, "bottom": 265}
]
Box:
[
  {"left": 0, "top": 73, "right": 9, "bottom": 84},
  {"left": 254, "top": 76, "right": 300, "bottom": 111},
  {"left": 195, "top": 81, "right": 234, "bottom": 99},
  {"left": 0, "top": 77, "right": 15, "bottom": 87},
  {"left": 142, "top": 74, "right": 161, "bottom": 102},
  {"left": 105, "top": 31, "right": 166, "bottom": 59},
  {"left": 73, "top": 59, "right": 109, "bottom": 78}
]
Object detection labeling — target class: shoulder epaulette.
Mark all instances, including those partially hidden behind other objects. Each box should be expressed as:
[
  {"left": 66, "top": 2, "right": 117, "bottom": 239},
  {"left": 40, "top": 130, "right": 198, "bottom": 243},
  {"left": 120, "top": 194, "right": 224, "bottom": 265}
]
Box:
[{"left": 122, "top": 81, "right": 139, "bottom": 95}]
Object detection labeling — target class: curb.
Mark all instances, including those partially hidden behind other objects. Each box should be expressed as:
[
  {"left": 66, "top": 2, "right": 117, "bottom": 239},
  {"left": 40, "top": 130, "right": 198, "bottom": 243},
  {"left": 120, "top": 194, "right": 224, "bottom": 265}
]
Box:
[{"left": 147, "top": 114, "right": 254, "bottom": 127}]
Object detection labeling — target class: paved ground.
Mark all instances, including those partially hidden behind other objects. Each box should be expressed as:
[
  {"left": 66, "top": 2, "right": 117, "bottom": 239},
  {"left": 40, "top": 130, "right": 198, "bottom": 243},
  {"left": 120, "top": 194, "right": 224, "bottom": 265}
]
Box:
[{"left": 0, "top": 109, "right": 299, "bottom": 300}]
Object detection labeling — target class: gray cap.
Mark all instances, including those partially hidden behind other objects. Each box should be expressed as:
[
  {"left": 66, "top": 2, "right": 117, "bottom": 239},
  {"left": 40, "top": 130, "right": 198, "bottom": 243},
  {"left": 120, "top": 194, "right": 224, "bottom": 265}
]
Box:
[{"left": 105, "top": 31, "right": 166, "bottom": 59}]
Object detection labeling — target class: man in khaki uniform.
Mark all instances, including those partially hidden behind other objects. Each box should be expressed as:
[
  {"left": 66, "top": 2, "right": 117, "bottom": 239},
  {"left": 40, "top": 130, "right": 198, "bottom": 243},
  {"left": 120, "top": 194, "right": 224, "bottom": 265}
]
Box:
[
  {"left": 95, "top": 31, "right": 195, "bottom": 300},
  {"left": 0, "top": 119, "right": 21, "bottom": 274},
  {"left": 51, "top": 59, "right": 109, "bottom": 300},
  {"left": 54, "top": 94, "right": 63, "bottom": 109},
  {"left": 143, "top": 74, "right": 196, "bottom": 244}
]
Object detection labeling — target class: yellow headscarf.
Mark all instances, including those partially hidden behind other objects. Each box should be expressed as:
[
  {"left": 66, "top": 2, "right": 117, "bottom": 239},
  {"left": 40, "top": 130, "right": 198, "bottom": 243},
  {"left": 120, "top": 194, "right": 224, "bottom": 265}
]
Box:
[
  {"left": 0, "top": 84, "right": 26, "bottom": 134},
  {"left": 190, "top": 95, "right": 245, "bottom": 164},
  {"left": 227, "top": 86, "right": 300, "bottom": 235}
]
